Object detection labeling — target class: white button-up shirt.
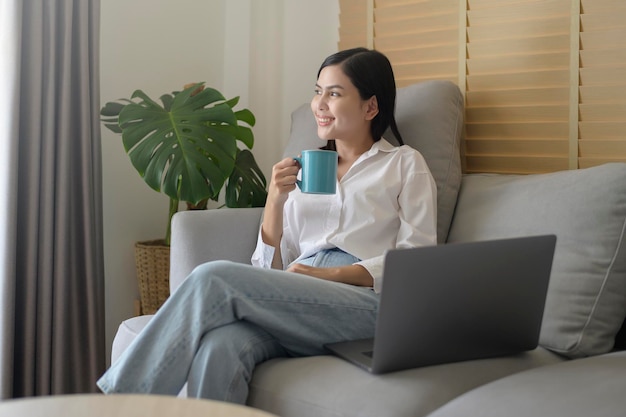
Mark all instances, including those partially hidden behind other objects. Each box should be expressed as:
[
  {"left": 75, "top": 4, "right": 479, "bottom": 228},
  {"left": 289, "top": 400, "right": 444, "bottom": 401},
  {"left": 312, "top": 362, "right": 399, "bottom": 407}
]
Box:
[{"left": 251, "top": 139, "right": 437, "bottom": 293}]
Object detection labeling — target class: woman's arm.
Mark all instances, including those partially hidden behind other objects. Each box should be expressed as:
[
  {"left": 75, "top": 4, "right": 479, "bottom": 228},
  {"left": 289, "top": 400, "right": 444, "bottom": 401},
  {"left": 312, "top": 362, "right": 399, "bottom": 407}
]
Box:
[
  {"left": 261, "top": 157, "right": 300, "bottom": 269},
  {"left": 287, "top": 263, "right": 374, "bottom": 287},
  {"left": 261, "top": 200, "right": 285, "bottom": 270}
]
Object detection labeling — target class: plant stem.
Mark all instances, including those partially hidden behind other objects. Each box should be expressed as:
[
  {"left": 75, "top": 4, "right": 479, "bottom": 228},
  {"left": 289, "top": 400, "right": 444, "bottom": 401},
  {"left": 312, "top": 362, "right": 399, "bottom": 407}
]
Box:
[{"left": 165, "top": 198, "right": 179, "bottom": 246}]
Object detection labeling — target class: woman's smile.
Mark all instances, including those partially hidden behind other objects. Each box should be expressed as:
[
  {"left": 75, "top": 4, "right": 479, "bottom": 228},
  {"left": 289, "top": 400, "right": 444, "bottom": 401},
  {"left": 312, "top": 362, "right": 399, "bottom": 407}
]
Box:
[{"left": 315, "top": 115, "right": 335, "bottom": 126}]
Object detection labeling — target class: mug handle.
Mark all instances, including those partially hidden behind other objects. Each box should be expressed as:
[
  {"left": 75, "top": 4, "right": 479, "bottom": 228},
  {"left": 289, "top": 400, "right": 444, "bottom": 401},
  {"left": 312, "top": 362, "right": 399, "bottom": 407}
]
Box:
[{"left": 293, "top": 156, "right": 302, "bottom": 190}]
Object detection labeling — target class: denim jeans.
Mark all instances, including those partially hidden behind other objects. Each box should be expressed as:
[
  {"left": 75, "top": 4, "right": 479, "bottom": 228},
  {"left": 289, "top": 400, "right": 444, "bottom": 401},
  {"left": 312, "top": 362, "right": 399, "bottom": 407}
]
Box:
[{"left": 97, "top": 249, "right": 379, "bottom": 404}]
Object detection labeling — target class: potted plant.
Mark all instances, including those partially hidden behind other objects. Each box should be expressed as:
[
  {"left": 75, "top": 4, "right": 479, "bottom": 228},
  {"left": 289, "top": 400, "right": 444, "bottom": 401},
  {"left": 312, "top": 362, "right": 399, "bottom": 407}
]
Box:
[{"left": 101, "top": 82, "right": 267, "bottom": 313}]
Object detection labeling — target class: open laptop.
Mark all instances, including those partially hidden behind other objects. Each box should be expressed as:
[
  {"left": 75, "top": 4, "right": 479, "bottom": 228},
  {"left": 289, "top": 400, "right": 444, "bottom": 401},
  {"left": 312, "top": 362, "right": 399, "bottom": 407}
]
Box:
[{"left": 325, "top": 235, "right": 556, "bottom": 374}]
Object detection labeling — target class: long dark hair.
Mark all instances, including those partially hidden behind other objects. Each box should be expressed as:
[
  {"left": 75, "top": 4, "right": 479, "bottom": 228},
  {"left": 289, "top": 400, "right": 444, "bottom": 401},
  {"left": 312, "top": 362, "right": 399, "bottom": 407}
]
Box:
[{"left": 317, "top": 47, "right": 404, "bottom": 150}]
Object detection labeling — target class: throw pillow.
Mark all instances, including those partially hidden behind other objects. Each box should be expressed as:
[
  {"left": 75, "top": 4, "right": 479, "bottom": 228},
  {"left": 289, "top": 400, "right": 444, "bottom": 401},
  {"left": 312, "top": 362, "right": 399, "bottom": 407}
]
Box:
[{"left": 447, "top": 163, "right": 626, "bottom": 358}]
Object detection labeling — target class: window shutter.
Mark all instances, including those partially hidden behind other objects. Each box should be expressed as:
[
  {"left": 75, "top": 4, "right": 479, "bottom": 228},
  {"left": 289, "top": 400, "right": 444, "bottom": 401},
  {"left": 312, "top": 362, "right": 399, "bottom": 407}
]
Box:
[
  {"left": 579, "top": 0, "right": 626, "bottom": 168},
  {"left": 465, "top": 0, "right": 573, "bottom": 174},
  {"left": 337, "top": 0, "right": 626, "bottom": 174},
  {"left": 339, "top": 0, "right": 371, "bottom": 50},
  {"left": 374, "top": 0, "right": 460, "bottom": 87}
]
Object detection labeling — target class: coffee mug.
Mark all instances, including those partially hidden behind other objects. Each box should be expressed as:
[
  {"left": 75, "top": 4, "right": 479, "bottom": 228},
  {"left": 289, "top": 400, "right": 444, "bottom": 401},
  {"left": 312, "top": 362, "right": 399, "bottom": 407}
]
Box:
[{"left": 293, "top": 150, "right": 338, "bottom": 194}]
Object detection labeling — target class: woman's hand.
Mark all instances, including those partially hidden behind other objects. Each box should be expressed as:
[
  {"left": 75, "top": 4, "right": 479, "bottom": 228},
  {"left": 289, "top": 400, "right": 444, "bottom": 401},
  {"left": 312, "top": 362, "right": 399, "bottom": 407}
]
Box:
[
  {"left": 287, "top": 263, "right": 374, "bottom": 288},
  {"left": 266, "top": 157, "right": 300, "bottom": 206}
]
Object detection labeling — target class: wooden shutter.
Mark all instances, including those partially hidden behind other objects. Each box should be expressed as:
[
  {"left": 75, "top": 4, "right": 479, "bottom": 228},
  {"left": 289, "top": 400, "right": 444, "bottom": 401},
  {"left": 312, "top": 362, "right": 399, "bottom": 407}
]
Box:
[
  {"left": 465, "top": 0, "right": 573, "bottom": 174},
  {"left": 374, "top": 0, "right": 460, "bottom": 87},
  {"left": 579, "top": 0, "right": 626, "bottom": 168},
  {"left": 338, "top": 0, "right": 626, "bottom": 174},
  {"left": 339, "top": 0, "right": 371, "bottom": 50}
]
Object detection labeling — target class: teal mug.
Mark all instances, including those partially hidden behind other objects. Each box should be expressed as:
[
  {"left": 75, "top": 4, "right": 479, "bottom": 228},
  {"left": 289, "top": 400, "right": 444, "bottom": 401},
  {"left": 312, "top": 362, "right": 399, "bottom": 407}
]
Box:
[{"left": 294, "top": 150, "right": 338, "bottom": 194}]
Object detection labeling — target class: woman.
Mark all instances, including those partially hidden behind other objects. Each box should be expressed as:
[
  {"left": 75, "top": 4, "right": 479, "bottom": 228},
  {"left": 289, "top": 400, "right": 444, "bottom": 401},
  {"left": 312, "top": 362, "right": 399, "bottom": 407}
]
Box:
[{"left": 97, "top": 47, "right": 437, "bottom": 404}]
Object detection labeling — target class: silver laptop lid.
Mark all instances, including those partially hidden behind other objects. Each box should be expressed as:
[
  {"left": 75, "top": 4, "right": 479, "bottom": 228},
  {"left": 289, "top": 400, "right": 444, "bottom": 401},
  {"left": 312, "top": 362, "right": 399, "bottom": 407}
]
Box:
[{"left": 371, "top": 235, "right": 556, "bottom": 373}]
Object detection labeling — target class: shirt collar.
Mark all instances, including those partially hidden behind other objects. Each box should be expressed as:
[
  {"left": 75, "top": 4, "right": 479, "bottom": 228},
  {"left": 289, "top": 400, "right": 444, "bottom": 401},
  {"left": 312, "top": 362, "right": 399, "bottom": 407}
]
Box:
[
  {"left": 348, "top": 138, "right": 398, "bottom": 170},
  {"left": 365, "top": 138, "right": 397, "bottom": 157}
]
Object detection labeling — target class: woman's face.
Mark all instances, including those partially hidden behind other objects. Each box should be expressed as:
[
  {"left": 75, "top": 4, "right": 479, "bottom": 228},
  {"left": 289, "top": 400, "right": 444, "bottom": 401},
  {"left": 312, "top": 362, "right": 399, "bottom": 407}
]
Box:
[{"left": 311, "top": 65, "right": 377, "bottom": 143}]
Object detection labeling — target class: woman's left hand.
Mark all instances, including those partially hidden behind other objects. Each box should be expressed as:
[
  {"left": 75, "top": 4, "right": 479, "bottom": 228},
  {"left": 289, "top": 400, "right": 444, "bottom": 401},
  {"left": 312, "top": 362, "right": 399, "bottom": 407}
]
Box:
[{"left": 286, "top": 263, "right": 374, "bottom": 287}]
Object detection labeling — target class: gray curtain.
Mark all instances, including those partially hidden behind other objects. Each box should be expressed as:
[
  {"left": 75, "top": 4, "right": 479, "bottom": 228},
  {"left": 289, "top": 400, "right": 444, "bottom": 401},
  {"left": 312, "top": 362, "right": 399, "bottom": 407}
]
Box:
[{"left": 0, "top": 0, "right": 105, "bottom": 398}]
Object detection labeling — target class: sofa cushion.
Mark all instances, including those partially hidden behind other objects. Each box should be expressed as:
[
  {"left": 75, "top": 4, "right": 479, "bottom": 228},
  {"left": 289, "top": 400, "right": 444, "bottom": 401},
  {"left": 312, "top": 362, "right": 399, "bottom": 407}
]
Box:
[
  {"left": 248, "top": 348, "right": 565, "bottom": 417},
  {"left": 447, "top": 163, "right": 626, "bottom": 358},
  {"left": 283, "top": 80, "right": 464, "bottom": 243},
  {"left": 426, "top": 350, "right": 626, "bottom": 417}
]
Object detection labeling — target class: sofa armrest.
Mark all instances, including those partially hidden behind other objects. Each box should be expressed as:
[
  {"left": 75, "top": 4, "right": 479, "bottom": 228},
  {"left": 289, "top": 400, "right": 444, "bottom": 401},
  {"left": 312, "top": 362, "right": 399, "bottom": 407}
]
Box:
[{"left": 169, "top": 208, "right": 264, "bottom": 292}]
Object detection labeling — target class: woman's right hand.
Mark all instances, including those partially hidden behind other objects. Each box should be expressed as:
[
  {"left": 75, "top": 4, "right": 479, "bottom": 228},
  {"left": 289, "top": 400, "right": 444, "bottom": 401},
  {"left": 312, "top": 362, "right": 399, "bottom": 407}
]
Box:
[{"left": 266, "top": 157, "right": 300, "bottom": 206}]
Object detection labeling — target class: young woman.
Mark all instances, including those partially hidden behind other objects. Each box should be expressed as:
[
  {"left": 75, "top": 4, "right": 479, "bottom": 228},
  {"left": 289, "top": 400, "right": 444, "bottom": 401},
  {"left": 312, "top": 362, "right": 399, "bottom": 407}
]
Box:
[{"left": 97, "top": 47, "right": 437, "bottom": 404}]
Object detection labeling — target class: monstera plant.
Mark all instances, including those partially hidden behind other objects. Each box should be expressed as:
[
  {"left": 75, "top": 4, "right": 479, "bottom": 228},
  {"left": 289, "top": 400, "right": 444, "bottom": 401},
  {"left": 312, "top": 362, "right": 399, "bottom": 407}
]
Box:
[{"left": 101, "top": 82, "right": 267, "bottom": 245}]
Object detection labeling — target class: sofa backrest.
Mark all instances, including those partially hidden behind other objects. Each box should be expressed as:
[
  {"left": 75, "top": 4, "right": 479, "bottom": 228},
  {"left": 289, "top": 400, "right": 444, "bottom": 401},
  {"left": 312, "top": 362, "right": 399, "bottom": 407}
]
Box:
[
  {"left": 447, "top": 163, "right": 626, "bottom": 358},
  {"left": 284, "top": 80, "right": 464, "bottom": 244}
]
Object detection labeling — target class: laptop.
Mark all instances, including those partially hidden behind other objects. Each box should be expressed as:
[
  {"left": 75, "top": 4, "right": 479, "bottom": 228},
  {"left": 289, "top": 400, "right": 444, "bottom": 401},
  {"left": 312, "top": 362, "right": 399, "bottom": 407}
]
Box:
[{"left": 325, "top": 235, "right": 556, "bottom": 374}]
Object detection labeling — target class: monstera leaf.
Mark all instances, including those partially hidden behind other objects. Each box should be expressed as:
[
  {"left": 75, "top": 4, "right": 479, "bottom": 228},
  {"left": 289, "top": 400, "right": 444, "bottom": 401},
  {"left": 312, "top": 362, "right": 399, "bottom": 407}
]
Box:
[
  {"left": 101, "top": 83, "right": 266, "bottom": 206},
  {"left": 101, "top": 83, "right": 267, "bottom": 244},
  {"left": 226, "top": 149, "right": 268, "bottom": 208}
]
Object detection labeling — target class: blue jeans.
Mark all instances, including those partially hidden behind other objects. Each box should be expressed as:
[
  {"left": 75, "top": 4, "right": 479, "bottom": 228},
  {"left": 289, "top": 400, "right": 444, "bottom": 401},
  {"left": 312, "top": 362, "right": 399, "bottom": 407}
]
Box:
[{"left": 97, "top": 249, "right": 379, "bottom": 404}]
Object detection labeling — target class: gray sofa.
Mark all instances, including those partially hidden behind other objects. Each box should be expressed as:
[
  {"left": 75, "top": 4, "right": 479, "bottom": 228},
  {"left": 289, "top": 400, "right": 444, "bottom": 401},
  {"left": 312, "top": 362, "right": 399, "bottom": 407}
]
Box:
[{"left": 111, "top": 81, "right": 626, "bottom": 417}]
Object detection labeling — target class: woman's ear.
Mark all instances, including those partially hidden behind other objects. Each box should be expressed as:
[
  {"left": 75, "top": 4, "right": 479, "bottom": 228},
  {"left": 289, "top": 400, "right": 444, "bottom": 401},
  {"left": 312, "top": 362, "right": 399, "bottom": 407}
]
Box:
[{"left": 364, "top": 96, "right": 379, "bottom": 121}]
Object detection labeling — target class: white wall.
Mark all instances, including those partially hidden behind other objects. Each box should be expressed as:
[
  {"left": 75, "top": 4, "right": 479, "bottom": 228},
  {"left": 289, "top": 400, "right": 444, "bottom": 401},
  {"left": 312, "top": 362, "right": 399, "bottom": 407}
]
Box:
[{"left": 100, "top": 0, "right": 339, "bottom": 364}]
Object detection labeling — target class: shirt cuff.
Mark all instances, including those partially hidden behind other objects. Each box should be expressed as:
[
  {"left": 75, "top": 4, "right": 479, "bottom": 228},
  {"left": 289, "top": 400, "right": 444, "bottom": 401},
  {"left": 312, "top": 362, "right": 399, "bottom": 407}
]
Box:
[
  {"left": 250, "top": 231, "right": 276, "bottom": 269},
  {"left": 355, "top": 254, "right": 385, "bottom": 293}
]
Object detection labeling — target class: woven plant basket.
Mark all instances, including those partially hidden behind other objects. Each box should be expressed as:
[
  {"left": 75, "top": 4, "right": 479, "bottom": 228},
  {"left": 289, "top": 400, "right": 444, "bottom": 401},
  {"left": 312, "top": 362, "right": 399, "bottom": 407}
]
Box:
[{"left": 134, "top": 239, "right": 170, "bottom": 315}]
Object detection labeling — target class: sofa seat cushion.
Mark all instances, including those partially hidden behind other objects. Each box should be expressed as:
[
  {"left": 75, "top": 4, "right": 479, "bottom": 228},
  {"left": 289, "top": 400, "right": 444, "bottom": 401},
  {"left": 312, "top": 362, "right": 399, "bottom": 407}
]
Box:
[
  {"left": 447, "top": 163, "right": 626, "bottom": 358},
  {"left": 426, "top": 350, "right": 626, "bottom": 417},
  {"left": 247, "top": 348, "right": 565, "bottom": 417}
]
